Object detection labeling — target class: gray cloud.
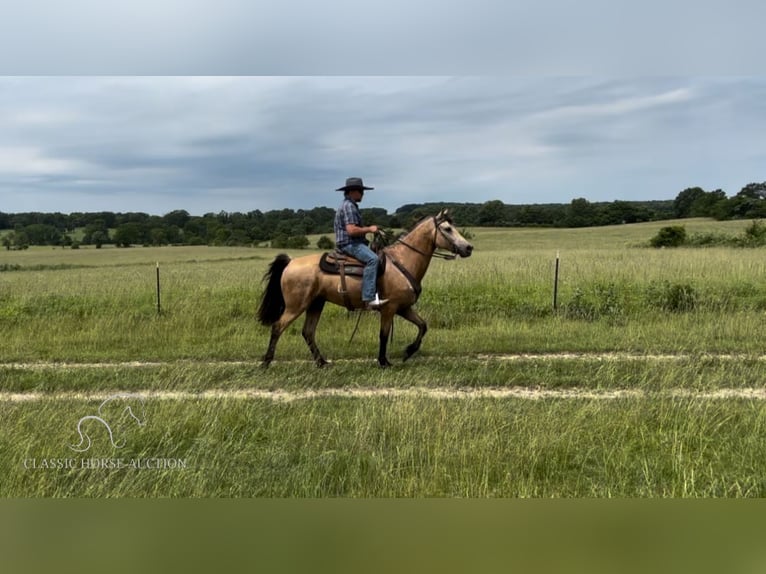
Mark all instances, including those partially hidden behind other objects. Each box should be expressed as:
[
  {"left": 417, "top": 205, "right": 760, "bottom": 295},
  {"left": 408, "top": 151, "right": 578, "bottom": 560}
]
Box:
[
  {"left": 0, "top": 77, "right": 765, "bottom": 214},
  {"left": 3, "top": 1, "right": 766, "bottom": 75}
]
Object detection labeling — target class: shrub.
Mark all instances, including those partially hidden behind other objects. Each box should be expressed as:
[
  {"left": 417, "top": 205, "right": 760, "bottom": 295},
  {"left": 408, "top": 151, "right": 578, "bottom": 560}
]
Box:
[
  {"left": 741, "top": 219, "right": 766, "bottom": 246},
  {"left": 563, "top": 283, "right": 624, "bottom": 321},
  {"left": 686, "top": 232, "right": 731, "bottom": 247},
  {"left": 650, "top": 226, "right": 687, "bottom": 248},
  {"left": 317, "top": 235, "right": 335, "bottom": 250},
  {"left": 646, "top": 280, "right": 698, "bottom": 312}
]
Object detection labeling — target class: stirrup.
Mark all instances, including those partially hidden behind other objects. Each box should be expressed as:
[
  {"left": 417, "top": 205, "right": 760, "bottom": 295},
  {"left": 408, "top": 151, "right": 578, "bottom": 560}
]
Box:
[{"left": 364, "top": 295, "right": 389, "bottom": 310}]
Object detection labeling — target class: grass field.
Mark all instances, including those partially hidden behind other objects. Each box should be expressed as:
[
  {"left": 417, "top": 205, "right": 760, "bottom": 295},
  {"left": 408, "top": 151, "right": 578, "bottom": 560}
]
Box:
[{"left": 2, "top": 217, "right": 766, "bottom": 497}]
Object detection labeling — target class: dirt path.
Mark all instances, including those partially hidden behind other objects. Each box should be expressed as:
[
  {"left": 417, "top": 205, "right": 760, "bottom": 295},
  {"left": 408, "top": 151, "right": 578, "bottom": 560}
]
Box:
[
  {"left": 3, "top": 353, "right": 764, "bottom": 402},
  {"left": 2, "top": 352, "right": 765, "bottom": 370},
  {"left": 3, "top": 387, "right": 766, "bottom": 403}
]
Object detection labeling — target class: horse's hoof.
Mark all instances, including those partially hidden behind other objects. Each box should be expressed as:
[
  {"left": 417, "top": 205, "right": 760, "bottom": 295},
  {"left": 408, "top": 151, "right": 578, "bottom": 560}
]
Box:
[{"left": 316, "top": 360, "right": 332, "bottom": 368}]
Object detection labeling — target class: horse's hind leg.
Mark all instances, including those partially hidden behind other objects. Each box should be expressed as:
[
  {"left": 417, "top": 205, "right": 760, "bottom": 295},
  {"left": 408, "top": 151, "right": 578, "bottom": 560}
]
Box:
[
  {"left": 262, "top": 308, "right": 303, "bottom": 367},
  {"left": 397, "top": 306, "right": 428, "bottom": 361},
  {"left": 302, "top": 298, "right": 329, "bottom": 367}
]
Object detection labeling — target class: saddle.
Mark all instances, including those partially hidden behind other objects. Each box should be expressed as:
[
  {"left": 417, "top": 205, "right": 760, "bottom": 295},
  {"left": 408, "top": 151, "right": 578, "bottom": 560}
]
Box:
[
  {"left": 319, "top": 250, "right": 386, "bottom": 277},
  {"left": 319, "top": 250, "right": 387, "bottom": 311}
]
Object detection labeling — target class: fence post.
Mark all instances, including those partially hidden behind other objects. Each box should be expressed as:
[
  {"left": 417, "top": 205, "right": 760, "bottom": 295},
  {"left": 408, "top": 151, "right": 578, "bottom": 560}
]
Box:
[
  {"left": 553, "top": 251, "right": 560, "bottom": 311},
  {"left": 156, "top": 262, "right": 162, "bottom": 315}
]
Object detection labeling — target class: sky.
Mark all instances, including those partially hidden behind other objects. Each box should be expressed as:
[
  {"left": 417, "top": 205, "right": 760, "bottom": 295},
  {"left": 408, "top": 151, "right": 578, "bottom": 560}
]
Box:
[{"left": 0, "top": 1, "right": 764, "bottom": 216}]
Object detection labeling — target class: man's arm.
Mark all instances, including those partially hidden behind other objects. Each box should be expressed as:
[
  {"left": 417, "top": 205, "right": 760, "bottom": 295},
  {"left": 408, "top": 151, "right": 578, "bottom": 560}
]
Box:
[{"left": 345, "top": 223, "right": 379, "bottom": 236}]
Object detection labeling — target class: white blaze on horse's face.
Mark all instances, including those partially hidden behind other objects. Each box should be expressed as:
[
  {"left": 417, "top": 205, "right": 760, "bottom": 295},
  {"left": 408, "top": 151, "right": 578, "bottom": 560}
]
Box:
[{"left": 435, "top": 217, "right": 474, "bottom": 258}]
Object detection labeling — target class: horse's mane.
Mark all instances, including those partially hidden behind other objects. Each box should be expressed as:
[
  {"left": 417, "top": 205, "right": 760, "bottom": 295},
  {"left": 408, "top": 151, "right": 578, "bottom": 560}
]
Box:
[
  {"left": 404, "top": 211, "right": 453, "bottom": 233},
  {"left": 370, "top": 211, "right": 456, "bottom": 252}
]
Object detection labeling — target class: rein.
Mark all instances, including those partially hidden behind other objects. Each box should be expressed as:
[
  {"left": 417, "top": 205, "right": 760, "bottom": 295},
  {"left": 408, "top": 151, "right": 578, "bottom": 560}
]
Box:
[
  {"left": 376, "top": 216, "right": 456, "bottom": 304},
  {"left": 391, "top": 216, "right": 458, "bottom": 261}
]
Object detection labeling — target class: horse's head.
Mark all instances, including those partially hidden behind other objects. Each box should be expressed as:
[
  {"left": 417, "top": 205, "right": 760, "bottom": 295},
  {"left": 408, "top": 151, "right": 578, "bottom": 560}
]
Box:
[{"left": 434, "top": 209, "right": 473, "bottom": 258}]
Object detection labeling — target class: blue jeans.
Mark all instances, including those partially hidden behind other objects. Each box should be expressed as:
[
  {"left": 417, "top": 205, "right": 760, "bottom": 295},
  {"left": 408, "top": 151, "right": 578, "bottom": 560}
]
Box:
[{"left": 340, "top": 242, "right": 379, "bottom": 302}]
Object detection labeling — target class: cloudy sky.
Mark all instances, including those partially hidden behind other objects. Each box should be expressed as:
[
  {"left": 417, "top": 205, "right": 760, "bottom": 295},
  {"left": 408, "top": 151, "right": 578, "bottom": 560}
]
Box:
[
  {"left": 1, "top": 2, "right": 764, "bottom": 216},
  {"left": 1, "top": 76, "right": 764, "bottom": 215}
]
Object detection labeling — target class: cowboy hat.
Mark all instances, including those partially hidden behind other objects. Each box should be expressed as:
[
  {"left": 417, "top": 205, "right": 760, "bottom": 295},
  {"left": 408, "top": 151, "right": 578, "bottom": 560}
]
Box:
[{"left": 336, "top": 177, "right": 374, "bottom": 191}]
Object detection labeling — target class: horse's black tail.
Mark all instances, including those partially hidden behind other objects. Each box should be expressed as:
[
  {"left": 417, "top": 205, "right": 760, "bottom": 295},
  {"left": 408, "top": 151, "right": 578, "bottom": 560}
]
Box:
[{"left": 257, "top": 254, "right": 291, "bottom": 325}]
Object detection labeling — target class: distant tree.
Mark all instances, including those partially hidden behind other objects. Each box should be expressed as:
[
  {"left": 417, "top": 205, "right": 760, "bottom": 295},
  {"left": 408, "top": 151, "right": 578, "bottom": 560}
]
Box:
[
  {"left": 718, "top": 182, "right": 766, "bottom": 219},
  {"left": 360, "top": 208, "right": 390, "bottom": 227},
  {"left": 150, "top": 227, "right": 168, "bottom": 246},
  {"left": 22, "top": 223, "right": 62, "bottom": 245},
  {"left": 566, "top": 198, "right": 599, "bottom": 227},
  {"left": 690, "top": 189, "right": 727, "bottom": 217},
  {"left": 226, "top": 229, "right": 251, "bottom": 246},
  {"left": 11, "top": 231, "right": 29, "bottom": 250},
  {"left": 602, "top": 201, "right": 652, "bottom": 225},
  {"left": 673, "top": 187, "right": 706, "bottom": 218},
  {"left": 91, "top": 231, "right": 107, "bottom": 248},
  {"left": 213, "top": 227, "right": 232, "bottom": 246},
  {"left": 738, "top": 182, "right": 766, "bottom": 200},
  {"left": 113, "top": 223, "right": 143, "bottom": 247},
  {"left": 162, "top": 209, "right": 191, "bottom": 229},
  {"left": 81, "top": 219, "right": 110, "bottom": 245},
  {"left": 477, "top": 200, "right": 507, "bottom": 226}
]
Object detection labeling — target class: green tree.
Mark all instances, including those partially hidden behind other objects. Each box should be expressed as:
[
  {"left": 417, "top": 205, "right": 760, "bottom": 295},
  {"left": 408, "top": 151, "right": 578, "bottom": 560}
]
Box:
[
  {"left": 113, "top": 223, "right": 143, "bottom": 247},
  {"left": 673, "top": 187, "right": 706, "bottom": 218},
  {"left": 150, "top": 228, "right": 168, "bottom": 246},
  {"left": 477, "top": 200, "right": 507, "bottom": 226},
  {"left": 162, "top": 210, "right": 190, "bottom": 229},
  {"left": 22, "top": 224, "right": 62, "bottom": 245},
  {"left": 90, "top": 231, "right": 108, "bottom": 248},
  {"left": 566, "top": 198, "right": 599, "bottom": 227}
]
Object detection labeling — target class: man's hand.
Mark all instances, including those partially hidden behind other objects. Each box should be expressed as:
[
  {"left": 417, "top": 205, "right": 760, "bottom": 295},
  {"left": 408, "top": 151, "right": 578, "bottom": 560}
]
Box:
[{"left": 346, "top": 223, "right": 378, "bottom": 237}]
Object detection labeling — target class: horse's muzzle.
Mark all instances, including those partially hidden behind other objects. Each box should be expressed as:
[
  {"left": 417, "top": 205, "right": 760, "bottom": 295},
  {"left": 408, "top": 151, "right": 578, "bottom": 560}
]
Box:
[{"left": 459, "top": 244, "right": 474, "bottom": 258}]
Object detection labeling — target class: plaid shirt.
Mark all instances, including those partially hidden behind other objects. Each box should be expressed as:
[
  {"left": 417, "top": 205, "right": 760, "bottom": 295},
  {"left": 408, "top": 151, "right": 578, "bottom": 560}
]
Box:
[{"left": 334, "top": 198, "right": 363, "bottom": 248}]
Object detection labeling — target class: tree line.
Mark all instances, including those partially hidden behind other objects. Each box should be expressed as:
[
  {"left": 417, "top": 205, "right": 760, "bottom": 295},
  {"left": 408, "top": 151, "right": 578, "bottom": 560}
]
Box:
[{"left": 2, "top": 182, "right": 764, "bottom": 249}]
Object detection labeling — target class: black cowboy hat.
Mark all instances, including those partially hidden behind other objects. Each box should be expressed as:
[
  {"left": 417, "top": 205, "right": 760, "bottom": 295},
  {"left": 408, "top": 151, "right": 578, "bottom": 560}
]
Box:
[{"left": 336, "top": 177, "right": 374, "bottom": 191}]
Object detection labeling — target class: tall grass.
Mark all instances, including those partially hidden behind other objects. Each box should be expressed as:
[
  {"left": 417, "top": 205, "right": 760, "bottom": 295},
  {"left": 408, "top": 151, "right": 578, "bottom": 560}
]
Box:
[
  {"left": 3, "top": 396, "right": 766, "bottom": 497},
  {"left": 3, "top": 224, "right": 766, "bottom": 361},
  {"left": 3, "top": 218, "right": 766, "bottom": 497}
]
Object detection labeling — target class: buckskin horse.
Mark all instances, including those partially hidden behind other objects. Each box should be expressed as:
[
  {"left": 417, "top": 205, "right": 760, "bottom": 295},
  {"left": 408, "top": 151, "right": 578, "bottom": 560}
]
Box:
[{"left": 257, "top": 208, "right": 473, "bottom": 367}]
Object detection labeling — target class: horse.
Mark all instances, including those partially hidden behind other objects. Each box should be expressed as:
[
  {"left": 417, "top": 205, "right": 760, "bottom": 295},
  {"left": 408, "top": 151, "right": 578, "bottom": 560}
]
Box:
[{"left": 257, "top": 208, "right": 473, "bottom": 367}]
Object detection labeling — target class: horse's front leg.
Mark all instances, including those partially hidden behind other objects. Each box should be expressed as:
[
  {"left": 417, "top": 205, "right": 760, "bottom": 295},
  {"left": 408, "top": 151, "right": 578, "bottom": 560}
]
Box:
[
  {"left": 377, "top": 310, "right": 396, "bottom": 368},
  {"left": 397, "top": 306, "right": 428, "bottom": 361}
]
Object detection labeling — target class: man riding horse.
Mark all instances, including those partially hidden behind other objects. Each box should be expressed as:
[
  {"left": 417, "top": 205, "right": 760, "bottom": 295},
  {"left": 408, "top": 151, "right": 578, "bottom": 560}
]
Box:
[
  {"left": 333, "top": 177, "right": 388, "bottom": 310},
  {"left": 258, "top": 178, "right": 473, "bottom": 367}
]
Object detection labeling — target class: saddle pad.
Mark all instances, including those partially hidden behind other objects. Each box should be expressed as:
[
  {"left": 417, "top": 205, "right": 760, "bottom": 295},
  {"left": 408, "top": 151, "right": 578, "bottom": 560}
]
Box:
[{"left": 319, "top": 252, "right": 386, "bottom": 277}]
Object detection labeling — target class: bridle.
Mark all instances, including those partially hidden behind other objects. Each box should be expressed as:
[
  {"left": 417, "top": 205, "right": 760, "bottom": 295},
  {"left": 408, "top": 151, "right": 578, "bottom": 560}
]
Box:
[{"left": 392, "top": 216, "right": 458, "bottom": 261}]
